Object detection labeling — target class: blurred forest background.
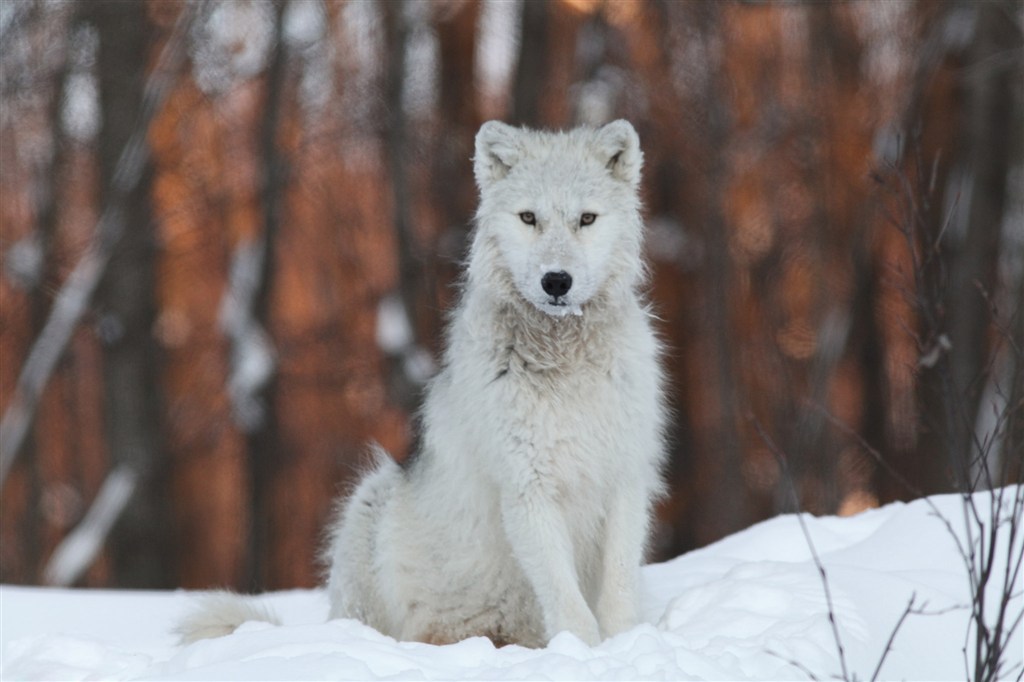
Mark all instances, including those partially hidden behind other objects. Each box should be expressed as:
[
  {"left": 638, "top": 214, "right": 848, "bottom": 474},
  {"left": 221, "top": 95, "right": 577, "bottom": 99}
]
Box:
[{"left": 1, "top": 0, "right": 1021, "bottom": 591}]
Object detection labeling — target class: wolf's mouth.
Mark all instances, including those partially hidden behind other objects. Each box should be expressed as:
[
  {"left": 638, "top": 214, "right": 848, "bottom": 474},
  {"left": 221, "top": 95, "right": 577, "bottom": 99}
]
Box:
[{"left": 540, "top": 296, "right": 583, "bottom": 318}]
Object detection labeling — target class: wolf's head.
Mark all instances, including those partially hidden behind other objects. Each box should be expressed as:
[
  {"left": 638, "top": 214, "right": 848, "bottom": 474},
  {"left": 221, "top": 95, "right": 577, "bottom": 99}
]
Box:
[{"left": 469, "top": 120, "right": 645, "bottom": 318}]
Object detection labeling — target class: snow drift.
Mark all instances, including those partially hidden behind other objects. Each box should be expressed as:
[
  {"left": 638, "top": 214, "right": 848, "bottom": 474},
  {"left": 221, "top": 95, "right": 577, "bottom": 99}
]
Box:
[{"left": 2, "top": 487, "right": 1021, "bottom": 681}]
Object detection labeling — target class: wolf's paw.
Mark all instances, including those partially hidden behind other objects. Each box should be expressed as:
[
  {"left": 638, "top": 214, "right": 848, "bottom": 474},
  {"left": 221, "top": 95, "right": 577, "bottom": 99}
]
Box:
[
  {"left": 547, "top": 604, "right": 601, "bottom": 647},
  {"left": 565, "top": 620, "right": 601, "bottom": 648},
  {"left": 578, "top": 620, "right": 602, "bottom": 647},
  {"left": 595, "top": 598, "right": 639, "bottom": 639}
]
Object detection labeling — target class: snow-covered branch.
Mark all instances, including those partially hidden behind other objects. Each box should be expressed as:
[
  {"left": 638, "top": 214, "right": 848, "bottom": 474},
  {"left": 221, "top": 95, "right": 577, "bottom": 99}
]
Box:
[
  {"left": 42, "top": 465, "right": 138, "bottom": 587},
  {"left": 220, "top": 236, "right": 277, "bottom": 432}
]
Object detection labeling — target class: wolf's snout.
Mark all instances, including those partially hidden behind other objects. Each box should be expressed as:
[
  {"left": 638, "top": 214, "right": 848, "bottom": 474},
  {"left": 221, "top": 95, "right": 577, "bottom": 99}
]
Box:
[{"left": 541, "top": 271, "right": 573, "bottom": 298}]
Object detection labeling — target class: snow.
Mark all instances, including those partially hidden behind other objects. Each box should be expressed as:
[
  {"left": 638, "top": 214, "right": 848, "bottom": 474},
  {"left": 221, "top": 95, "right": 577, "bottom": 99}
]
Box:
[
  {"left": 2, "top": 488, "right": 1021, "bottom": 681},
  {"left": 375, "top": 293, "right": 414, "bottom": 354}
]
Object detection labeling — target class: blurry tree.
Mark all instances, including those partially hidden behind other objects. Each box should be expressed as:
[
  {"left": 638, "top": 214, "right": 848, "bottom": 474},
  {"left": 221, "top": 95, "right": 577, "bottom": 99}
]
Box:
[
  {"left": 0, "top": 0, "right": 1020, "bottom": 590},
  {"left": 431, "top": 0, "right": 479, "bottom": 313},
  {"left": 903, "top": 0, "right": 1021, "bottom": 495},
  {"left": 89, "top": 0, "right": 169, "bottom": 588},
  {"left": 239, "top": 0, "right": 288, "bottom": 593}
]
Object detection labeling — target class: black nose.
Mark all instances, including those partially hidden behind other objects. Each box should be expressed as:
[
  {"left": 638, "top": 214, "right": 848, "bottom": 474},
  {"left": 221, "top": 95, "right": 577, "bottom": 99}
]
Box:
[{"left": 541, "top": 271, "right": 573, "bottom": 297}]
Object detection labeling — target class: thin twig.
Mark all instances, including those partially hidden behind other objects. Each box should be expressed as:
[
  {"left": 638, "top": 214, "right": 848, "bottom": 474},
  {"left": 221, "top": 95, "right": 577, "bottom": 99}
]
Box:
[
  {"left": 870, "top": 592, "right": 917, "bottom": 682},
  {"left": 868, "top": 594, "right": 968, "bottom": 681},
  {"left": 752, "top": 416, "right": 851, "bottom": 682},
  {"left": 766, "top": 648, "right": 822, "bottom": 682}
]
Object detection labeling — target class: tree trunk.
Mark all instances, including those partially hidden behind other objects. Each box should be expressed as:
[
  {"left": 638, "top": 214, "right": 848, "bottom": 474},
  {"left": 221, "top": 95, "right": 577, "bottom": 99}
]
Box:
[
  {"left": 689, "top": 2, "right": 748, "bottom": 544},
  {"left": 247, "top": 0, "right": 288, "bottom": 590},
  {"left": 431, "top": 0, "right": 480, "bottom": 326},
  {"left": 510, "top": 0, "right": 549, "bottom": 127},
  {"left": 382, "top": 1, "right": 416, "bottom": 331},
  {"left": 90, "top": 0, "right": 169, "bottom": 588}
]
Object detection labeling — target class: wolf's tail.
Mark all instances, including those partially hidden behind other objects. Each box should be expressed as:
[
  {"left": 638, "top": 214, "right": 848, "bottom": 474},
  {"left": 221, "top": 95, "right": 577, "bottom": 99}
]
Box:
[{"left": 175, "top": 591, "right": 282, "bottom": 644}]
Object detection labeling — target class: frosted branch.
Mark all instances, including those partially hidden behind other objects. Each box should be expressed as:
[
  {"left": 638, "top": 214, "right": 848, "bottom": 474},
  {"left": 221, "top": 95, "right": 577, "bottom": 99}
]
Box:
[{"left": 42, "top": 465, "right": 138, "bottom": 586}]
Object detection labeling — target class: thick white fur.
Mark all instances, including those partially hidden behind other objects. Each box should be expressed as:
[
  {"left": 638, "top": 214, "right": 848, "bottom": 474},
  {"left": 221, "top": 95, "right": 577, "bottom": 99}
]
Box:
[
  {"left": 326, "top": 120, "right": 666, "bottom": 647},
  {"left": 178, "top": 120, "right": 666, "bottom": 649},
  {"left": 175, "top": 591, "right": 281, "bottom": 645}
]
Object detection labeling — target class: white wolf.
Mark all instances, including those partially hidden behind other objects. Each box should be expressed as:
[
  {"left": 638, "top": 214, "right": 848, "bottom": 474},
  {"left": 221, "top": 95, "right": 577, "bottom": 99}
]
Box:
[{"left": 179, "top": 120, "right": 667, "bottom": 649}]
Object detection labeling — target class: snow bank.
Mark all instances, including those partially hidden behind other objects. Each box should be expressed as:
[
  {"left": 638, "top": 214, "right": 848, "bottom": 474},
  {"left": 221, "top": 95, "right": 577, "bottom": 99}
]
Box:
[{"left": 3, "top": 488, "right": 1021, "bottom": 681}]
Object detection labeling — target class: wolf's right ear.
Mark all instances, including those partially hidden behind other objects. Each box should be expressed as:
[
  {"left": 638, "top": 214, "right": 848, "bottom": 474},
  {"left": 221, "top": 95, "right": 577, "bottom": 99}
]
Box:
[
  {"left": 594, "top": 120, "right": 643, "bottom": 188},
  {"left": 474, "top": 121, "right": 521, "bottom": 187}
]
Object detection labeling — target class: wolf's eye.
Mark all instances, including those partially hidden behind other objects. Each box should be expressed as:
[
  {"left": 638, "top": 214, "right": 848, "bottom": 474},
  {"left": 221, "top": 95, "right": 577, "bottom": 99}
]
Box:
[
  {"left": 580, "top": 213, "right": 597, "bottom": 226},
  {"left": 519, "top": 212, "right": 536, "bottom": 225}
]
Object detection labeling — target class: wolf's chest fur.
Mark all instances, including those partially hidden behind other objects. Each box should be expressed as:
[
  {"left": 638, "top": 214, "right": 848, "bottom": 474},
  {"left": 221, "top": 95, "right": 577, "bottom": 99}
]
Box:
[{"left": 462, "top": 298, "right": 641, "bottom": 507}]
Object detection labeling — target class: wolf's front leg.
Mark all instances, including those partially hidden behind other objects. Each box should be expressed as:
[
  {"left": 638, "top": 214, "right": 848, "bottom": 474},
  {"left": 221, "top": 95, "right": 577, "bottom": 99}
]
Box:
[
  {"left": 593, "top": 489, "right": 648, "bottom": 638},
  {"left": 500, "top": 489, "right": 601, "bottom": 646}
]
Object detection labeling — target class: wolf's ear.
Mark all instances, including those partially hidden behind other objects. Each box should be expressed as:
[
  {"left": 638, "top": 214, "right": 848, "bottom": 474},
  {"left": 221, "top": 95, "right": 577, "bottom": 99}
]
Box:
[
  {"left": 594, "top": 120, "right": 642, "bottom": 187},
  {"left": 474, "top": 121, "right": 521, "bottom": 187}
]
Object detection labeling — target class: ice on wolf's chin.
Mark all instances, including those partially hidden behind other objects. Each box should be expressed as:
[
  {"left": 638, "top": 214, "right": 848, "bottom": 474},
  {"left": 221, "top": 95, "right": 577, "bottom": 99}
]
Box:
[{"left": 537, "top": 302, "right": 583, "bottom": 318}]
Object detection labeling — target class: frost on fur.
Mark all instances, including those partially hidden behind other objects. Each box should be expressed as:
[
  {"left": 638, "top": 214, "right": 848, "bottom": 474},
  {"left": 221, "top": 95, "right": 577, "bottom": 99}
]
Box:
[{"left": 175, "top": 591, "right": 281, "bottom": 645}]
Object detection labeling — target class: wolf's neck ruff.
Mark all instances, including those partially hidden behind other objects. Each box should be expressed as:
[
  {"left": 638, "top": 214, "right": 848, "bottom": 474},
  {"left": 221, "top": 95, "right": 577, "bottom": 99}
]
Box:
[
  {"left": 459, "top": 259, "right": 626, "bottom": 377},
  {"left": 495, "top": 292, "right": 626, "bottom": 376}
]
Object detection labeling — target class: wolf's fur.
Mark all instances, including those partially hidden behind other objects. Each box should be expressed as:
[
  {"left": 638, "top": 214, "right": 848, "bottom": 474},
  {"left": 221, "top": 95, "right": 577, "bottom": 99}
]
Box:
[
  {"left": 179, "top": 120, "right": 666, "bottom": 649},
  {"left": 176, "top": 591, "right": 281, "bottom": 645}
]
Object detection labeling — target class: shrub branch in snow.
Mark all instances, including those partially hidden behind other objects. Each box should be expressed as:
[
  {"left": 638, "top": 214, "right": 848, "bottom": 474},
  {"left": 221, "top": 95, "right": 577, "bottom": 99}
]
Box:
[
  {"left": 752, "top": 417, "right": 851, "bottom": 682},
  {"left": 757, "top": 405, "right": 1023, "bottom": 682},
  {"left": 766, "top": 99, "right": 1024, "bottom": 679},
  {"left": 873, "top": 130, "right": 1024, "bottom": 682}
]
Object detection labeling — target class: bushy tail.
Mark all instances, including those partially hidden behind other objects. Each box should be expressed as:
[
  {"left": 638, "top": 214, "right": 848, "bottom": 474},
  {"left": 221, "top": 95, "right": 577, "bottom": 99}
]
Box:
[{"left": 175, "top": 591, "right": 281, "bottom": 645}]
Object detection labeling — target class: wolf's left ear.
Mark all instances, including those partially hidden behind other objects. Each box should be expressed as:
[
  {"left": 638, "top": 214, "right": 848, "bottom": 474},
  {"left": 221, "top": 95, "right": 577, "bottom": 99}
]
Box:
[
  {"left": 474, "top": 121, "right": 521, "bottom": 188},
  {"left": 594, "top": 120, "right": 642, "bottom": 187}
]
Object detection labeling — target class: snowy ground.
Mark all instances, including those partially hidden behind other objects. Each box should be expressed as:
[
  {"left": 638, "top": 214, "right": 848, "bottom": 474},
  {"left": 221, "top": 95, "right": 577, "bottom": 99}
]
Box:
[{"left": 2, "top": 488, "right": 1021, "bottom": 681}]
